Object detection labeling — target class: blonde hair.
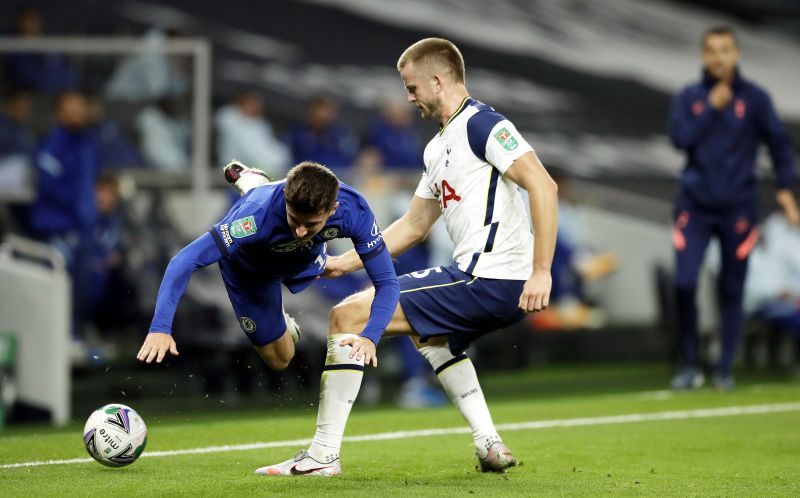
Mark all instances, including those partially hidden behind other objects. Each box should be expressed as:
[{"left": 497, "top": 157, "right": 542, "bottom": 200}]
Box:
[{"left": 397, "top": 38, "right": 465, "bottom": 83}]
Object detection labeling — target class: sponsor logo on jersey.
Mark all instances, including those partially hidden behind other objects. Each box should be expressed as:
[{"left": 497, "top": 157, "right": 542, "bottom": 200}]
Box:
[
  {"left": 271, "top": 239, "right": 314, "bottom": 252},
  {"left": 239, "top": 316, "right": 257, "bottom": 333},
  {"left": 321, "top": 227, "right": 341, "bottom": 240},
  {"left": 366, "top": 234, "right": 382, "bottom": 249},
  {"left": 230, "top": 216, "right": 257, "bottom": 238},
  {"left": 219, "top": 224, "right": 233, "bottom": 246},
  {"left": 371, "top": 221, "right": 379, "bottom": 237},
  {"left": 494, "top": 127, "right": 518, "bottom": 151}
]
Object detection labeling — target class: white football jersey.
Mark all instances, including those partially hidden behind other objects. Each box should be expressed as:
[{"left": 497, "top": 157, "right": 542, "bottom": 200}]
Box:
[{"left": 415, "top": 97, "right": 534, "bottom": 280}]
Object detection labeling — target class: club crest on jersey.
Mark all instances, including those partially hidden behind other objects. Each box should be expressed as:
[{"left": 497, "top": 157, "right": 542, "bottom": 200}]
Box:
[
  {"left": 493, "top": 127, "right": 518, "bottom": 151},
  {"left": 321, "top": 227, "right": 341, "bottom": 240},
  {"left": 230, "top": 216, "right": 257, "bottom": 238},
  {"left": 239, "top": 316, "right": 256, "bottom": 333}
]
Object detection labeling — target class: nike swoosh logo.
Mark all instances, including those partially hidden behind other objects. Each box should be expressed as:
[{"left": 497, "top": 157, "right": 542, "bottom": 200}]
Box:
[{"left": 289, "top": 464, "right": 334, "bottom": 475}]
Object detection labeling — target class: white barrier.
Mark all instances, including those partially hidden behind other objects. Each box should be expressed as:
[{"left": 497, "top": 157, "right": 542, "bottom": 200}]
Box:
[{"left": 0, "top": 236, "right": 71, "bottom": 426}]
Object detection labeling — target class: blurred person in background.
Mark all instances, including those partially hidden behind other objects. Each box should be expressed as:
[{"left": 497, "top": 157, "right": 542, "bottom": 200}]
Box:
[
  {"left": 104, "top": 27, "right": 189, "bottom": 103},
  {"left": 530, "top": 170, "right": 616, "bottom": 330},
  {"left": 86, "top": 96, "right": 144, "bottom": 169},
  {"left": 215, "top": 90, "right": 291, "bottom": 178},
  {"left": 0, "top": 90, "right": 35, "bottom": 194},
  {"left": 286, "top": 96, "right": 358, "bottom": 174},
  {"left": 669, "top": 26, "right": 799, "bottom": 391},
  {"left": 136, "top": 98, "right": 190, "bottom": 171},
  {"left": 742, "top": 213, "right": 800, "bottom": 365},
  {"left": 29, "top": 90, "right": 100, "bottom": 359},
  {"left": 366, "top": 99, "right": 424, "bottom": 173},
  {"left": 88, "top": 173, "right": 142, "bottom": 353},
  {"left": 4, "top": 6, "right": 78, "bottom": 94},
  {"left": 362, "top": 102, "right": 445, "bottom": 407}
]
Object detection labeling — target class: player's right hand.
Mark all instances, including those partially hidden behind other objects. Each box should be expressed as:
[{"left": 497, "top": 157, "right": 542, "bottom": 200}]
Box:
[
  {"left": 137, "top": 332, "right": 179, "bottom": 364},
  {"left": 708, "top": 82, "right": 732, "bottom": 110}
]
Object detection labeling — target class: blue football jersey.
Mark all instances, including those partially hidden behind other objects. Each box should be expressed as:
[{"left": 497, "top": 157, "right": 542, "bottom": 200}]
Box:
[{"left": 208, "top": 181, "right": 385, "bottom": 290}]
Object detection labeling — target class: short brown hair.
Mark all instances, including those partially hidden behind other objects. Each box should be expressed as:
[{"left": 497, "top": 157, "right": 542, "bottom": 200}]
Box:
[
  {"left": 284, "top": 161, "right": 339, "bottom": 214},
  {"left": 397, "top": 38, "right": 465, "bottom": 83},
  {"left": 702, "top": 25, "right": 737, "bottom": 48}
]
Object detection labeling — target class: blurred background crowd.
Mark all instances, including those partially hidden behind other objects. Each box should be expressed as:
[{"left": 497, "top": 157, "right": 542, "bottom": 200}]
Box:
[{"left": 0, "top": 0, "right": 799, "bottom": 426}]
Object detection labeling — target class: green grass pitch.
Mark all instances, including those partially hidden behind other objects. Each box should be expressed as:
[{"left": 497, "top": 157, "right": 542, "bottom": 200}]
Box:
[{"left": 2, "top": 364, "right": 800, "bottom": 496}]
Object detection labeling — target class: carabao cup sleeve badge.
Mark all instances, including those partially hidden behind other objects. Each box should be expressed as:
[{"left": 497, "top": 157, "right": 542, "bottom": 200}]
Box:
[{"left": 230, "top": 216, "right": 257, "bottom": 238}]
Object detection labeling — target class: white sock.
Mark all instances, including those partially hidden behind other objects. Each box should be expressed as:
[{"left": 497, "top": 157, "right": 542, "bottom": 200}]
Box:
[
  {"left": 235, "top": 172, "right": 269, "bottom": 195},
  {"left": 307, "top": 334, "right": 364, "bottom": 463},
  {"left": 419, "top": 343, "right": 500, "bottom": 458}
]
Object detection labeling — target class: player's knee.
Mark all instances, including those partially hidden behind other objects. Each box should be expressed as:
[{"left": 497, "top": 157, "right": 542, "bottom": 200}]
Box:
[
  {"left": 255, "top": 343, "right": 293, "bottom": 371},
  {"left": 267, "top": 358, "right": 291, "bottom": 372},
  {"left": 328, "top": 304, "right": 350, "bottom": 334},
  {"left": 264, "top": 355, "right": 291, "bottom": 371}
]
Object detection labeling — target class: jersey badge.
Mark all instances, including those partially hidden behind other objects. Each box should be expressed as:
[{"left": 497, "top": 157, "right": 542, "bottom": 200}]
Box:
[
  {"left": 493, "top": 128, "right": 518, "bottom": 151},
  {"left": 321, "top": 226, "right": 341, "bottom": 240},
  {"left": 239, "top": 316, "right": 256, "bottom": 333},
  {"left": 230, "top": 216, "right": 257, "bottom": 238}
]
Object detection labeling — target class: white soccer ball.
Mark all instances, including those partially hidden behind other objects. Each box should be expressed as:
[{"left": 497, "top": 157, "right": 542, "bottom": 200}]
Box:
[{"left": 83, "top": 403, "right": 147, "bottom": 467}]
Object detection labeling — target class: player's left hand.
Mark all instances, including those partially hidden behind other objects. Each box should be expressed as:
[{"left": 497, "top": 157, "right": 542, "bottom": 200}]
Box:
[
  {"left": 518, "top": 270, "right": 552, "bottom": 313},
  {"left": 322, "top": 255, "right": 346, "bottom": 278},
  {"left": 339, "top": 335, "right": 378, "bottom": 368}
]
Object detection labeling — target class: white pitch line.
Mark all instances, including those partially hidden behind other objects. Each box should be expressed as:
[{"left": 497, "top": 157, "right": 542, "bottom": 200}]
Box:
[{"left": 2, "top": 401, "right": 799, "bottom": 469}]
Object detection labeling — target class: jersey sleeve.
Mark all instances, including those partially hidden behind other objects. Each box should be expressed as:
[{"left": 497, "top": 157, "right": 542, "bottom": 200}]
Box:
[
  {"left": 208, "top": 198, "right": 263, "bottom": 257},
  {"left": 341, "top": 191, "right": 400, "bottom": 344},
  {"left": 345, "top": 194, "right": 388, "bottom": 262},
  {"left": 467, "top": 111, "right": 533, "bottom": 174},
  {"left": 413, "top": 169, "right": 437, "bottom": 199},
  {"left": 149, "top": 232, "right": 222, "bottom": 334}
]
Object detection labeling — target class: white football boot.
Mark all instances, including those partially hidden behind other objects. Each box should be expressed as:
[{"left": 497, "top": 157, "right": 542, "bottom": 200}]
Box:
[
  {"left": 255, "top": 450, "right": 341, "bottom": 477},
  {"left": 477, "top": 440, "right": 517, "bottom": 473},
  {"left": 283, "top": 308, "right": 301, "bottom": 344},
  {"left": 223, "top": 159, "right": 271, "bottom": 195}
]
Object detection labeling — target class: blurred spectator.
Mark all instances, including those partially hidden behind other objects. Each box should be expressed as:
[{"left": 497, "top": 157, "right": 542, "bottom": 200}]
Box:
[
  {"left": 286, "top": 96, "right": 358, "bottom": 172},
  {"left": 30, "top": 91, "right": 99, "bottom": 239},
  {"left": 4, "top": 7, "right": 78, "bottom": 93},
  {"left": 104, "top": 28, "right": 189, "bottom": 102},
  {"left": 529, "top": 171, "right": 615, "bottom": 330},
  {"left": 87, "top": 96, "right": 144, "bottom": 169},
  {"left": 136, "top": 98, "right": 190, "bottom": 171},
  {"left": 366, "top": 100, "right": 423, "bottom": 171},
  {"left": 668, "top": 26, "right": 799, "bottom": 391},
  {"left": 215, "top": 90, "right": 290, "bottom": 177},
  {"left": 0, "top": 90, "right": 35, "bottom": 196},
  {"left": 743, "top": 213, "right": 800, "bottom": 339},
  {"left": 30, "top": 91, "right": 100, "bottom": 352},
  {"left": 89, "top": 174, "right": 141, "bottom": 346}
]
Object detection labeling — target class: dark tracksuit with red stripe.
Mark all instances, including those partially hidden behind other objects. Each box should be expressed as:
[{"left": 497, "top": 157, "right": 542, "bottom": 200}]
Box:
[{"left": 669, "top": 68, "right": 796, "bottom": 374}]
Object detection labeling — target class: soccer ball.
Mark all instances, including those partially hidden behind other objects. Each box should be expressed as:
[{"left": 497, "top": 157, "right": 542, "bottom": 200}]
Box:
[{"left": 83, "top": 403, "right": 147, "bottom": 467}]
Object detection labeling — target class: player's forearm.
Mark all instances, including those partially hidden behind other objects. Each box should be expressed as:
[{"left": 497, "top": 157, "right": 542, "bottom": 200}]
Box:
[
  {"left": 360, "top": 249, "right": 400, "bottom": 345},
  {"left": 149, "top": 233, "right": 221, "bottom": 333},
  {"left": 338, "top": 215, "right": 425, "bottom": 274},
  {"left": 528, "top": 180, "right": 559, "bottom": 273}
]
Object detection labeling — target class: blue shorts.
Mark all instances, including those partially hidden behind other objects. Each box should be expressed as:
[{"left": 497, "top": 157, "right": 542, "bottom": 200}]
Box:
[
  {"left": 398, "top": 263, "right": 526, "bottom": 355},
  {"left": 221, "top": 275, "right": 286, "bottom": 347}
]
